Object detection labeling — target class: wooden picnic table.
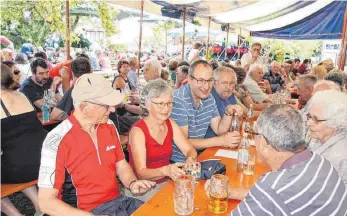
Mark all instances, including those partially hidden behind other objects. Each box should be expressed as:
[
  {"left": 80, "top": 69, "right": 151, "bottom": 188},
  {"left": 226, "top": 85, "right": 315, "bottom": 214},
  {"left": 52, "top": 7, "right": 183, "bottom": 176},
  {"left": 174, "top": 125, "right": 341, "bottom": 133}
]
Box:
[{"left": 132, "top": 146, "right": 271, "bottom": 216}]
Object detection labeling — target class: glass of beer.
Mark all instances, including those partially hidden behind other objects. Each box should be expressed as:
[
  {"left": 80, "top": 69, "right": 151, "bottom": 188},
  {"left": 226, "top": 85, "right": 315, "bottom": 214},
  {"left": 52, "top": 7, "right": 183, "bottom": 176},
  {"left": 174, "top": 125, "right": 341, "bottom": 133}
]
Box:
[
  {"left": 208, "top": 174, "right": 229, "bottom": 214},
  {"left": 174, "top": 175, "right": 195, "bottom": 216},
  {"left": 243, "top": 155, "right": 255, "bottom": 176}
]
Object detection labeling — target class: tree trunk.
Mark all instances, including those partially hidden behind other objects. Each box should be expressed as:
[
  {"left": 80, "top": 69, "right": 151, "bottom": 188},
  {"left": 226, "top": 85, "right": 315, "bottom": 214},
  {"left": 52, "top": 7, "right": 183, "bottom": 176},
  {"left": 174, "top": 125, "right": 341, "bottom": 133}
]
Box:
[{"left": 71, "top": 16, "right": 80, "bottom": 32}]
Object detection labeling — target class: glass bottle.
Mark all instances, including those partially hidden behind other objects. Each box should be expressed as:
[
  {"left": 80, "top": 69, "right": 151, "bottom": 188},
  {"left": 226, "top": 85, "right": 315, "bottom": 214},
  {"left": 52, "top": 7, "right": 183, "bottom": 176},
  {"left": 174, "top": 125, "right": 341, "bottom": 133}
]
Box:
[
  {"left": 237, "top": 134, "right": 249, "bottom": 171},
  {"left": 231, "top": 113, "right": 241, "bottom": 133},
  {"left": 42, "top": 90, "right": 51, "bottom": 123}
]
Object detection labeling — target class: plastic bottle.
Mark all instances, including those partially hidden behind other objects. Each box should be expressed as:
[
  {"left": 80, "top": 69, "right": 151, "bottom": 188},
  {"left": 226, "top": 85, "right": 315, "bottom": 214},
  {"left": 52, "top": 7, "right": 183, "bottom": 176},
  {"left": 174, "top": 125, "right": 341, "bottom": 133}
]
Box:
[
  {"left": 237, "top": 134, "right": 250, "bottom": 171},
  {"left": 42, "top": 90, "right": 50, "bottom": 123}
]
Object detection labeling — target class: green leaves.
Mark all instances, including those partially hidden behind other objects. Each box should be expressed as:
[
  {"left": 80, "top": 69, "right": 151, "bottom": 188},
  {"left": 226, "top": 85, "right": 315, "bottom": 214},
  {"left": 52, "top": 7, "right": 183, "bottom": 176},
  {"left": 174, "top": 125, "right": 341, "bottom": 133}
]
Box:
[{"left": 1, "top": 0, "right": 118, "bottom": 49}]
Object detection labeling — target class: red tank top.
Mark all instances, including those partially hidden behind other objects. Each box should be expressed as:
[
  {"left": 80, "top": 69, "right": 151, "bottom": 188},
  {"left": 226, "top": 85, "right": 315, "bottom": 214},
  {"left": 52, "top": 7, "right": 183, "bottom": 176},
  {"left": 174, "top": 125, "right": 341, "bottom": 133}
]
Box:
[
  {"left": 49, "top": 60, "right": 72, "bottom": 79},
  {"left": 128, "top": 119, "right": 173, "bottom": 183}
]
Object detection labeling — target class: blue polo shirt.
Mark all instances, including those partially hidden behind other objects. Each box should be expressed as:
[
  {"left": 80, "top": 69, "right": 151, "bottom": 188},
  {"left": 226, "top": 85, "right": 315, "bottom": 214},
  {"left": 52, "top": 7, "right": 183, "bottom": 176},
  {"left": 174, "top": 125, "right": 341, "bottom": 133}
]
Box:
[
  {"left": 205, "top": 88, "right": 237, "bottom": 138},
  {"left": 170, "top": 84, "right": 219, "bottom": 162}
]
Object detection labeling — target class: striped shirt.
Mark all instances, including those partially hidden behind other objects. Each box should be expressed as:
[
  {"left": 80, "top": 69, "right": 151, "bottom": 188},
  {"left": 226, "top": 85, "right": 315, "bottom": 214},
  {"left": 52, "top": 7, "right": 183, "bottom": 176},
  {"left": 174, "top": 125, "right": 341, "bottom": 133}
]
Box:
[
  {"left": 232, "top": 150, "right": 347, "bottom": 216},
  {"left": 170, "top": 84, "right": 219, "bottom": 162}
]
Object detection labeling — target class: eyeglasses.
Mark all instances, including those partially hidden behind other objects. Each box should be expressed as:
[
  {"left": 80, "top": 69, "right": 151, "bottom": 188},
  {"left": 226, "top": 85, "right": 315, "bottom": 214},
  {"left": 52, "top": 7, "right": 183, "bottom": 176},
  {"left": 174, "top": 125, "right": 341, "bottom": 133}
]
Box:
[
  {"left": 217, "top": 81, "right": 236, "bottom": 88},
  {"left": 307, "top": 113, "right": 327, "bottom": 124},
  {"left": 190, "top": 75, "right": 215, "bottom": 86},
  {"left": 252, "top": 48, "right": 261, "bottom": 52},
  {"left": 86, "top": 101, "right": 111, "bottom": 110},
  {"left": 13, "top": 70, "right": 21, "bottom": 75},
  {"left": 245, "top": 127, "right": 269, "bottom": 144},
  {"left": 151, "top": 101, "right": 174, "bottom": 109}
]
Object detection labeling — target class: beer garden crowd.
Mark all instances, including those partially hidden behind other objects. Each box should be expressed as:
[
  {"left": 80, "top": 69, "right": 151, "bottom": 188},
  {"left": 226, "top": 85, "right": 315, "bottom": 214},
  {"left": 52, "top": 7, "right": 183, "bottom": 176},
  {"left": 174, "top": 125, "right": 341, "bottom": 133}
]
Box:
[{"left": 1, "top": 39, "right": 347, "bottom": 215}]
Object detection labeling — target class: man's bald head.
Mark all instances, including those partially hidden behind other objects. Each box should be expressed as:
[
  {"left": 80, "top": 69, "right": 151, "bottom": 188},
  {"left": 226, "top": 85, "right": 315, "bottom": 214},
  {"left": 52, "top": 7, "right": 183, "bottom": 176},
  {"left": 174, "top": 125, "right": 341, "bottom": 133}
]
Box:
[{"left": 312, "top": 80, "right": 341, "bottom": 95}]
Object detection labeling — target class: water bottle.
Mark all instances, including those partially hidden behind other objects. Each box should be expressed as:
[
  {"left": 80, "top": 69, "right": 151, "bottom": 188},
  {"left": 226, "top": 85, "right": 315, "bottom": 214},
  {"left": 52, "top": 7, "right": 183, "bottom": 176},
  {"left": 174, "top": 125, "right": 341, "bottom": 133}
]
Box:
[
  {"left": 237, "top": 134, "right": 250, "bottom": 171},
  {"left": 42, "top": 90, "right": 50, "bottom": 123}
]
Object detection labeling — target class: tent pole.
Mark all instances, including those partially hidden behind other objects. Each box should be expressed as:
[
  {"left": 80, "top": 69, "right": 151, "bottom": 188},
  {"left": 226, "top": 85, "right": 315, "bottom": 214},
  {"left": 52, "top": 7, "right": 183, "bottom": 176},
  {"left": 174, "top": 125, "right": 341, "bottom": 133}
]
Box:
[
  {"left": 206, "top": 16, "right": 211, "bottom": 60},
  {"left": 182, "top": 7, "right": 186, "bottom": 60},
  {"left": 137, "top": 0, "right": 144, "bottom": 77},
  {"left": 338, "top": 4, "right": 347, "bottom": 70},
  {"left": 237, "top": 27, "right": 241, "bottom": 59},
  {"left": 225, "top": 23, "right": 229, "bottom": 59},
  {"left": 65, "top": 0, "right": 70, "bottom": 60}
]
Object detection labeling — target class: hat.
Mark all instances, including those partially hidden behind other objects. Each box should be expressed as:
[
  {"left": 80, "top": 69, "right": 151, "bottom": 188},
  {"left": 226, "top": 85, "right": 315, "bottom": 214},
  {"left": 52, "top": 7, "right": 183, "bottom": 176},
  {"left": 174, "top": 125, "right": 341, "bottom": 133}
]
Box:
[{"left": 72, "top": 74, "right": 123, "bottom": 106}]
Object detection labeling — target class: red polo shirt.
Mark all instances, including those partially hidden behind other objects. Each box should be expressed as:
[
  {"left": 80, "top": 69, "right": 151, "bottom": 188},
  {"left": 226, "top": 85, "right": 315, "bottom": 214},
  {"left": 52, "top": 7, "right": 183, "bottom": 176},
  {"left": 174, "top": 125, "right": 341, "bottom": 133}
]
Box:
[{"left": 38, "top": 114, "right": 124, "bottom": 211}]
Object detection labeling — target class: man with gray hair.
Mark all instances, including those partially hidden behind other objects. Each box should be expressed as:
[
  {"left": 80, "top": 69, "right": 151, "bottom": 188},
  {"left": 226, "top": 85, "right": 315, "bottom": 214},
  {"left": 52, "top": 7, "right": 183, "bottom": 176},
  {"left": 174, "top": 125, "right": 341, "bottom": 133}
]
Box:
[
  {"left": 263, "top": 61, "right": 286, "bottom": 93},
  {"left": 324, "top": 72, "right": 345, "bottom": 91},
  {"left": 297, "top": 74, "right": 318, "bottom": 107},
  {"left": 205, "top": 66, "right": 243, "bottom": 137},
  {"left": 143, "top": 59, "right": 162, "bottom": 82},
  {"left": 244, "top": 64, "right": 271, "bottom": 103},
  {"left": 211, "top": 105, "right": 347, "bottom": 215}
]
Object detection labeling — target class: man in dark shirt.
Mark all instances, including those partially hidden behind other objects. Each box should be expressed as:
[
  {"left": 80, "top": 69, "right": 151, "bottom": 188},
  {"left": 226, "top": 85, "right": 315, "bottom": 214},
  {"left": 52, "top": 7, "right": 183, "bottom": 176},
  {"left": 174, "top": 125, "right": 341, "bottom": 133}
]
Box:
[
  {"left": 263, "top": 61, "right": 285, "bottom": 93},
  {"left": 50, "top": 57, "right": 92, "bottom": 120},
  {"left": 20, "top": 58, "right": 61, "bottom": 111}
]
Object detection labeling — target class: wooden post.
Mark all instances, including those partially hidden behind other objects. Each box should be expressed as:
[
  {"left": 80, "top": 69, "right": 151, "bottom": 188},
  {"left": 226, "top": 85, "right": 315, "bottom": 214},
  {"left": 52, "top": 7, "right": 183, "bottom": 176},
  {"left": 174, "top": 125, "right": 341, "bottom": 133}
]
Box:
[
  {"left": 181, "top": 7, "right": 186, "bottom": 60},
  {"left": 206, "top": 16, "right": 211, "bottom": 60},
  {"left": 225, "top": 23, "right": 229, "bottom": 59},
  {"left": 65, "top": 0, "right": 70, "bottom": 60},
  {"left": 338, "top": 4, "right": 347, "bottom": 70},
  {"left": 237, "top": 27, "right": 241, "bottom": 59},
  {"left": 137, "top": 0, "right": 144, "bottom": 76}
]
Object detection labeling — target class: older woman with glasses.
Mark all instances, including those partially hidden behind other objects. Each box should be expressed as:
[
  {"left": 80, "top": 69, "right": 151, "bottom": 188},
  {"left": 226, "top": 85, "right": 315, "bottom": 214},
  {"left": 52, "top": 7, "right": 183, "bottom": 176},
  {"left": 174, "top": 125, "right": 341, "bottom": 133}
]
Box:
[
  {"left": 307, "top": 90, "right": 347, "bottom": 186},
  {"left": 126, "top": 78, "right": 197, "bottom": 202}
]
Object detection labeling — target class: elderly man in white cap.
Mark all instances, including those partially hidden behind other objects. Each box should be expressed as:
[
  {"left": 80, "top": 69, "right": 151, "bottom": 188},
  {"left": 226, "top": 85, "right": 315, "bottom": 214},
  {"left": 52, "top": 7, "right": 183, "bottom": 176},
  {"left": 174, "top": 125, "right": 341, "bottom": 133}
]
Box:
[{"left": 38, "top": 74, "right": 155, "bottom": 216}]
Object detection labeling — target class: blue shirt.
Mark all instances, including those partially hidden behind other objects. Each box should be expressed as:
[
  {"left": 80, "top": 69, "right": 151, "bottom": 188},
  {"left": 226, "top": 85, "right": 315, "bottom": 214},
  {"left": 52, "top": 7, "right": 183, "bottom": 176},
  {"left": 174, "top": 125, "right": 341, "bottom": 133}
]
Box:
[
  {"left": 170, "top": 84, "right": 219, "bottom": 162},
  {"left": 205, "top": 88, "right": 237, "bottom": 138}
]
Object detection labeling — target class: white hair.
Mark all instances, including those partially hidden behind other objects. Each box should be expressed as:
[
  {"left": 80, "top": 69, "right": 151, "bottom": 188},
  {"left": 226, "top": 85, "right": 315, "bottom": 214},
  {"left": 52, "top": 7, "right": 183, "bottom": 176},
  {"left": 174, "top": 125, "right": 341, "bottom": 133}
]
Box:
[
  {"left": 145, "top": 59, "right": 162, "bottom": 77},
  {"left": 270, "top": 61, "right": 280, "bottom": 67},
  {"left": 248, "top": 64, "right": 264, "bottom": 76},
  {"left": 313, "top": 80, "right": 341, "bottom": 92},
  {"left": 309, "top": 90, "right": 347, "bottom": 132},
  {"left": 213, "top": 66, "right": 237, "bottom": 81},
  {"left": 141, "top": 78, "right": 172, "bottom": 101}
]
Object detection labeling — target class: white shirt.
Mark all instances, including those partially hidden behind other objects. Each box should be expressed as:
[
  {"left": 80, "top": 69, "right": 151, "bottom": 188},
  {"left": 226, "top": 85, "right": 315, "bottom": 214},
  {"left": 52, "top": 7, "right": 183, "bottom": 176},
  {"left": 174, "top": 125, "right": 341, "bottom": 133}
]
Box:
[
  {"left": 243, "top": 76, "right": 268, "bottom": 103},
  {"left": 241, "top": 52, "right": 267, "bottom": 72}
]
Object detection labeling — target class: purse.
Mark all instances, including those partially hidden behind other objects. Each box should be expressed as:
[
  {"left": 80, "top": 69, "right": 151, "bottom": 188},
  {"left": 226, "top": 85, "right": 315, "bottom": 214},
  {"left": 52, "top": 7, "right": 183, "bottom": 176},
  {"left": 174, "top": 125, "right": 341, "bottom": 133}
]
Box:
[{"left": 200, "top": 159, "right": 226, "bottom": 180}]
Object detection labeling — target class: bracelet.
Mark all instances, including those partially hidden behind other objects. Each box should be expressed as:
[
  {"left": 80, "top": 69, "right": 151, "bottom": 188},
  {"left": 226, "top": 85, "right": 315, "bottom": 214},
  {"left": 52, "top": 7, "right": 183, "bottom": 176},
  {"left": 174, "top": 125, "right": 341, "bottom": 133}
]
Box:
[{"left": 128, "top": 180, "right": 137, "bottom": 189}]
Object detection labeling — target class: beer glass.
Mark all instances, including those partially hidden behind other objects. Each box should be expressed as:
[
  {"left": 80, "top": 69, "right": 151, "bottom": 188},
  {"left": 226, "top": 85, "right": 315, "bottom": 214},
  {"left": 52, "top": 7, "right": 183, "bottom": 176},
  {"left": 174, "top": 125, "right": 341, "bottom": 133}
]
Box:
[
  {"left": 243, "top": 155, "right": 255, "bottom": 176},
  {"left": 174, "top": 175, "right": 195, "bottom": 215},
  {"left": 208, "top": 174, "right": 229, "bottom": 214}
]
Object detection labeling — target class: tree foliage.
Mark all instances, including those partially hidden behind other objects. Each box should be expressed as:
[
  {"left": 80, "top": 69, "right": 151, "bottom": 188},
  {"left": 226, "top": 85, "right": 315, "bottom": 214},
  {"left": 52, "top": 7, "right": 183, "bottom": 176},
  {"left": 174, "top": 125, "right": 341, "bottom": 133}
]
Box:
[
  {"left": 1, "top": 0, "right": 118, "bottom": 49},
  {"left": 254, "top": 38, "right": 322, "bottom": 63},
  {"left": 145, "top": 20, "right": 176, "bottom": 54}
]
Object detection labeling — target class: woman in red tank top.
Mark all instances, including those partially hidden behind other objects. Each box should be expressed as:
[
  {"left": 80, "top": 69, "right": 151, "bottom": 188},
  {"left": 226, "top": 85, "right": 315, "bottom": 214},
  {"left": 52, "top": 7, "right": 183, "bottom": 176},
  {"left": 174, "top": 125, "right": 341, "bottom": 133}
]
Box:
[{"left": 127, "top": 79, "right": 197, "bottom": 202}]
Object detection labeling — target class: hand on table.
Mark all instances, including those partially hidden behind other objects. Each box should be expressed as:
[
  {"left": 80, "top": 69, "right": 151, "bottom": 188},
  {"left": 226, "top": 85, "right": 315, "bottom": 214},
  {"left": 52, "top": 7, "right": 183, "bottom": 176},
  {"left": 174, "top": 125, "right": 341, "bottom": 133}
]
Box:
[
  {"left": 220, "top": 132, "right": 241, "bottom": 148},
  {"left": 163, "top": 163, "right": 186, "bottom": 181},
  {"left": 204, "top": 180, "right": 249, "bottom": 200},
  {"left": 130, "top": 180, "right": 156, "bottom": 196}
]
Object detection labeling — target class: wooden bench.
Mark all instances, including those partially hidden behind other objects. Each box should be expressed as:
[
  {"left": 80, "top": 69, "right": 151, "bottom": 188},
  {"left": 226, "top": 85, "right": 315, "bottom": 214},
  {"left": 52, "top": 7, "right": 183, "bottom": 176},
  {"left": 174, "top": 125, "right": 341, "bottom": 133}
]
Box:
[{"left": 1, "top": 180, "right": 38, "bottom": 198}]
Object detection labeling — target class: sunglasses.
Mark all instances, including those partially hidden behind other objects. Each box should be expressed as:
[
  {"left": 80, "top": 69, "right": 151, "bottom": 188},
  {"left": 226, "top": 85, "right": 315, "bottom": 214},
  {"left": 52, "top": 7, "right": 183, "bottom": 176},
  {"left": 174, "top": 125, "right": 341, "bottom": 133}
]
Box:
[{"left": 13, "top": 70, "right": 21, "bottom": 75}]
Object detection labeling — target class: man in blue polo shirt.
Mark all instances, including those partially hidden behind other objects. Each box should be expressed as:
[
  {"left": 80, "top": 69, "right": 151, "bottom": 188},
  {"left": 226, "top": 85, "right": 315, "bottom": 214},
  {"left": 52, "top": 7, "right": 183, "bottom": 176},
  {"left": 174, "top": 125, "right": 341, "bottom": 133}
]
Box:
[
  {"left": 205, "top": 66, "right": 243, "bottom": 138},
  {"left": 170, "top": 60, "right": 242, "bottom": 162}
]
